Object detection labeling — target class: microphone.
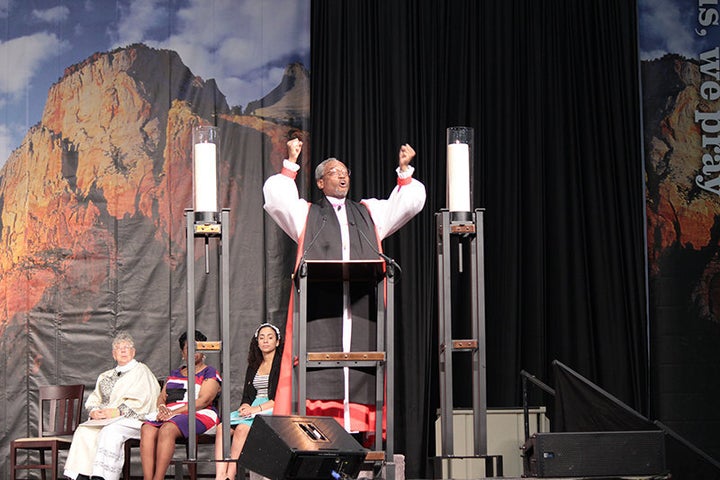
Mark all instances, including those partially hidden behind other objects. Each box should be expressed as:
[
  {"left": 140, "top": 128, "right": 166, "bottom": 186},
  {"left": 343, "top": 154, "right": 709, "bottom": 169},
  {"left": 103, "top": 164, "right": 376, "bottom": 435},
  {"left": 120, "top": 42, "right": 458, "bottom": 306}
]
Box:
[
  {"left": 352, "top": 221, "right": 403, "bottom": 279},
  {"left": 298, "top": 215, "right": 328, "bottom": 277},
  {"left": 117, "top": 371, "right": 123, "bottom": 377}
]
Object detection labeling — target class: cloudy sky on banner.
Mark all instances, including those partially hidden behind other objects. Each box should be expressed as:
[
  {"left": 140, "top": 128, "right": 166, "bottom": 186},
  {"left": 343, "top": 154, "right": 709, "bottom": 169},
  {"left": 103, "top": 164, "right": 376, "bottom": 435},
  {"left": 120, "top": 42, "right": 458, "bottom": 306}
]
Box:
[
  {"left": 639, "top": 0, "right": 719, "bottom": 60},
  {"left": 0, "top": 0, "right": 310, "bottom": 165}
]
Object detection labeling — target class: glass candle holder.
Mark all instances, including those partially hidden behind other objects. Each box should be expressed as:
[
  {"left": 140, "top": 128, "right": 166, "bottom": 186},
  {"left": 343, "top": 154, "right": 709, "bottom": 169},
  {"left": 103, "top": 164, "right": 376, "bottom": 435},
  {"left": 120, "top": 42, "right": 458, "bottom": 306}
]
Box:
[
  {"left": 446, "top": 126, "right": 474, "bottom": 222},
  {"left": 192, "top": 125, "right": 219, "bottom": 222}
]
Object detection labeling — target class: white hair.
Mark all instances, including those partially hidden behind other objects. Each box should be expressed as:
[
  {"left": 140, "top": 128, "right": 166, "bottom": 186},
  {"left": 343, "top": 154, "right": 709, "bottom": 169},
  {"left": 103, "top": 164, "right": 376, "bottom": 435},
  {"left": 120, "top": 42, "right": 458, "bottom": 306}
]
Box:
[
  {"left": 315, "top": 158, "right": 340, "bottom": 181},
  {"left": 112, "top": 332, "right": 135, "bottom": 349}
]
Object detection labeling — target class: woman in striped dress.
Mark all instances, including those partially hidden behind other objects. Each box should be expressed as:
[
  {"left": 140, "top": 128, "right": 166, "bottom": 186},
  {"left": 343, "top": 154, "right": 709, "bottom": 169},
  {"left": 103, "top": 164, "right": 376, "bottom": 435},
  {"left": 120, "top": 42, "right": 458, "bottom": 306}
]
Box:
[{"left": 140, "top": 330, "right": 222, "bottom": 480}]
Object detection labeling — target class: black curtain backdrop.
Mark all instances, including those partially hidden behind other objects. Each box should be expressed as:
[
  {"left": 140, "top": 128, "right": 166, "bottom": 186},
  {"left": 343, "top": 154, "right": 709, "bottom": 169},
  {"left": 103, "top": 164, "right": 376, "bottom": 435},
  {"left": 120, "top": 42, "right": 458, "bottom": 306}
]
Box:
[{"left": 310, "top": 1, "right": 646, "bottom": 477}]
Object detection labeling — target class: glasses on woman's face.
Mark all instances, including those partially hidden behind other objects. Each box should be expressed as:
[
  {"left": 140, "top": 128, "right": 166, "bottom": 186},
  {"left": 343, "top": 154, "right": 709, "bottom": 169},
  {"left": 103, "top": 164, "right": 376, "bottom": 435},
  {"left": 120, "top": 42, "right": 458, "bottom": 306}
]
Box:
[
  {"left": 324, "top": 167, "right": 350, "bottom": 178},
  {"left": 114, "top": 344, "right": 134, "bottom": 352}
]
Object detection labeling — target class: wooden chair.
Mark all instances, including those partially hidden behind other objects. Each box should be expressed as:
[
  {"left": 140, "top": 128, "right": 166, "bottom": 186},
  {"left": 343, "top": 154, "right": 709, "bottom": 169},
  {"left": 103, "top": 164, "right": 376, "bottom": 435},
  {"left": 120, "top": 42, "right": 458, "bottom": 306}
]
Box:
[{"left": 10, "top": 384, "right": 85, "bottom": 480}]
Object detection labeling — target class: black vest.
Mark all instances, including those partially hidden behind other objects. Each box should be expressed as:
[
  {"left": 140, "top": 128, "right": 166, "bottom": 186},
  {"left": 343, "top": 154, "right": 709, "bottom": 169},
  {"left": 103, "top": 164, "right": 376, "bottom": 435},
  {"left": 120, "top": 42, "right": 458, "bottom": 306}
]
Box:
[
  {"left": 300, "top": 196, "right": 380, "bottom": 403},
  {"left": 303, "top": 197, "right": 379, "bottom": 260}
]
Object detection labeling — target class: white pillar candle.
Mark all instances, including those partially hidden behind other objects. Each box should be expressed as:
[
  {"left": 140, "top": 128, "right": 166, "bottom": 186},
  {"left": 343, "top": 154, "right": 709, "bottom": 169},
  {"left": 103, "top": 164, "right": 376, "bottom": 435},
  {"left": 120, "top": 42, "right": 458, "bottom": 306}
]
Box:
[
  {"left": 447, "top": 142, "right": 471, "bottom": 212},
  {"left": 193, "top": 142, "right": 217, "bottom": 212}
]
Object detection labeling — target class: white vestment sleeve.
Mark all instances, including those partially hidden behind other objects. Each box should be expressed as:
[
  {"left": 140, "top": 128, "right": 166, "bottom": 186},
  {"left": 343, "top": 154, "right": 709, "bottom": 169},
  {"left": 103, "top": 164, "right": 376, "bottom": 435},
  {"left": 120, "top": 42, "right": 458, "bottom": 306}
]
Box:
[
  {"left": 262, "top": 160, "right": 310, "bottom": 242},
  {"left": 361, "top": 168, "right": 426, "bottom": 240}
]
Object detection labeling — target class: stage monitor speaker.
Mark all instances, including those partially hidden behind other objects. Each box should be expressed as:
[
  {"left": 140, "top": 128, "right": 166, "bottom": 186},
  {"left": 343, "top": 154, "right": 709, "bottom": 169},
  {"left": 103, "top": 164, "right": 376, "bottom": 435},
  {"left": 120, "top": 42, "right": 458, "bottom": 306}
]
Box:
[
  {"left": 238, "top": 415, "right": 367, "bottom": 480},
  {"left": 522, "top": 431, "right": 666, "bottom": 477}
]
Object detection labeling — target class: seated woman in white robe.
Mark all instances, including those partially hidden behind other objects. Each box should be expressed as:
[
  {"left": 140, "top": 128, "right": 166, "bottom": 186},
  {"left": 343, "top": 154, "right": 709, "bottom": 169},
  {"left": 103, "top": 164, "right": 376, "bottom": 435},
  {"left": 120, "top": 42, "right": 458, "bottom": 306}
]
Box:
[{"left": 64, "top": 332, "right": 160, "bottom": 480}]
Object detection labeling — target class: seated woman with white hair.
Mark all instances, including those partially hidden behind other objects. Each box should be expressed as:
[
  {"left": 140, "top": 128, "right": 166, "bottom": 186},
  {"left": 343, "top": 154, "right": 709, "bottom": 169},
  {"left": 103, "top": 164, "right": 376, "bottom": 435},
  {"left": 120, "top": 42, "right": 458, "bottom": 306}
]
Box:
[{"left": 63, "top": 332, "right": 160, "bottom": 480}]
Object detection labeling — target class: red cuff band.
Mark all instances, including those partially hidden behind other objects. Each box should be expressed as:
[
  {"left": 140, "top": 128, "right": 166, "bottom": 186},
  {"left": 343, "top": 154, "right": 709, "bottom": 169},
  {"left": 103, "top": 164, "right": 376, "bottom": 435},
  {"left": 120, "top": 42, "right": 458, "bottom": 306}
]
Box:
[
  {"left": 397, "top": 176, "right": 412, "bottom": 186},
  {"left": 281, "top": 167, "right": 298, "bottom": 179}
]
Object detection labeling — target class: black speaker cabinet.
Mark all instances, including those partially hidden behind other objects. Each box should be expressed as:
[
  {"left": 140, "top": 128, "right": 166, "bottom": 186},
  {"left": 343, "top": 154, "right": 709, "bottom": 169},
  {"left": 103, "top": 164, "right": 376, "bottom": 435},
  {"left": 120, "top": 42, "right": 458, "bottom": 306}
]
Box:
[
  {"left": 238, "top": 415, "right": 367, "bottom": 480},
  {"left": 522, "top": 431, "right": 666, "bottom": 477}
]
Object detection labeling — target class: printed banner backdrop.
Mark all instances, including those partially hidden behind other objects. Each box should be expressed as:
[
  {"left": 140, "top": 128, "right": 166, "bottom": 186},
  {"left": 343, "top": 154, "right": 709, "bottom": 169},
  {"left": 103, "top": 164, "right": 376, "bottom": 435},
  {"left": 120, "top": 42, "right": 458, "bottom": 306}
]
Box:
[
  {"left": 640, "top": 0, "right": 720, "bottom": 461},
  {"left": 0, "top": 1, "right": 309, "bottom": 478}
]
